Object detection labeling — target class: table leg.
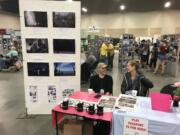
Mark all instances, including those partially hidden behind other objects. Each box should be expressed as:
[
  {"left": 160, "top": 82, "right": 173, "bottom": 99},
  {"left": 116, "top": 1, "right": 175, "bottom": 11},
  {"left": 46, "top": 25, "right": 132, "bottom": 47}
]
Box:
[{"left": 55, "top": 111, "right": 59, "bottom": 135}]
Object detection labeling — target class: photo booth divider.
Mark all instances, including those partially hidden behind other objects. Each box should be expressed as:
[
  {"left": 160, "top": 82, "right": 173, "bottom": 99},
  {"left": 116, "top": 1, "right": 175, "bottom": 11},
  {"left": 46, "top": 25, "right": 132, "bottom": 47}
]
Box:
[{"left": 19, "top": 0, "right": 81, "bottom": 114}]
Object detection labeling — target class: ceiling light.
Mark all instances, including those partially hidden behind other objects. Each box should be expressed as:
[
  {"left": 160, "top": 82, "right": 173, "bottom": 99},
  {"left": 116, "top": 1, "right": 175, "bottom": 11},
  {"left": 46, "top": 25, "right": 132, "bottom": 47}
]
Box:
[
  {"left": 120, "top": 5, "right": 125, "bottom": 10},
  {"left": 164, "top": 1, "right": 171, "bottom": 8},
  {"left": 82, "top": 7, "right": 88, "bottom": 13},
  {"left": 67, "top": 0, "right": 73, "bottom": 2}
]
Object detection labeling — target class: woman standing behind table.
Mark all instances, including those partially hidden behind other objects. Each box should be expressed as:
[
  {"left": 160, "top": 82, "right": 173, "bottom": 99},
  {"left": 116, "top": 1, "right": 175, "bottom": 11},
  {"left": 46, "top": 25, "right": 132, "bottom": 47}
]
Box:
[{"left": 121, "top": 60, "right": 153, "bottom": 97}]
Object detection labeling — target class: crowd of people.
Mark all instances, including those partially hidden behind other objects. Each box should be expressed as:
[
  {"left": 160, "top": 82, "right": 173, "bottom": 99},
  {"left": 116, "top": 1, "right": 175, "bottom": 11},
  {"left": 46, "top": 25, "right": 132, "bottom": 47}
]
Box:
[
  {"left": 135, "top": 39, "right": 179, "bottom": 75},
  {"left": 81, "top": 39, "right": 115, "bottom": 82},
  {"left": 99, "top": 40, "right": 115, "bottom": 70}
]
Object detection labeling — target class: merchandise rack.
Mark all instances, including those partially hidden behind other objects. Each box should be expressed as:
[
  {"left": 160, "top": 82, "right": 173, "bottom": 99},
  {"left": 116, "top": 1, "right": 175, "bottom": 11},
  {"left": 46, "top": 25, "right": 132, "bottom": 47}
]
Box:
[{"left": 119, "top": 34, "right": 135, "bottom": 73}]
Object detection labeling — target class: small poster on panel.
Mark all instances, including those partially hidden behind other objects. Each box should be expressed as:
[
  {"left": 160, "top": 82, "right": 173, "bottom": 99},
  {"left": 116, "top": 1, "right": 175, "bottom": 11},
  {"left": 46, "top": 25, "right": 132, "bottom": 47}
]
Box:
[
  {"left": 47, "top": 85, "right": 57, "bottom": 103},
  {"left": 29, "top": 85, "right": 38, "bottom": 103}
]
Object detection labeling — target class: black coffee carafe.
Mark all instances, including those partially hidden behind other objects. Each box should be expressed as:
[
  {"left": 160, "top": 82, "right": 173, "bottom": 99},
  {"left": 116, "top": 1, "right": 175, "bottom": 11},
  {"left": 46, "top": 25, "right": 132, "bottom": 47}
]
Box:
[
  {"left": 76, "top": 102, "right": 84, "bottom": 112},
  {"left": 60, "top": 100, "right": 69, "bottom": 110},
  {"left": 96, "top": 105, "right": 104, "bottom": 116}
]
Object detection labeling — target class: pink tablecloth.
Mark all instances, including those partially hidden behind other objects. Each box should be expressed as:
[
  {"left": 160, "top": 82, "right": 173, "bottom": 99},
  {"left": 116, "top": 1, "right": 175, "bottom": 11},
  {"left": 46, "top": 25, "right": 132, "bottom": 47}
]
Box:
[
  {"left": 69, "top": 91, "right": 99, "bottom": 102},
  {"left": 52, "top": 91, "right": 112, "bottom": 127}
]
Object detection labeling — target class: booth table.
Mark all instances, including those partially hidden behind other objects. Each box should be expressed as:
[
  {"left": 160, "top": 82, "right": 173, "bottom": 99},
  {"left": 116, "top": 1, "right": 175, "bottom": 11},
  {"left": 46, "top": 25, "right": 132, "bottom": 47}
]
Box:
[
  {"left": 112, "top": 97, "right": 180, "bottom": 135},
  {"left": 52, "top": 91, "right": 112, "bottom": 135},
  {"left": 52, "top": 92, "right": 180, "bottom": 135}
]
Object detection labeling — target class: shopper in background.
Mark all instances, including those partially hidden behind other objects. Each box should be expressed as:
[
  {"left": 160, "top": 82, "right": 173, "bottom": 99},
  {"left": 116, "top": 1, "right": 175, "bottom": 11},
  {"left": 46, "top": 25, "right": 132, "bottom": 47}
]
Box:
[
  {"left": 100, "top": 41, "right": 108, "bottom": 64},
  {"left": 121, "top": 59, "right": 153, "bottom": 96},
  {"left": 6, "top": 46, "right": 18, "bottom": 58},
  {"left": 149, "top": 43, "right": 158, "bottom": 70},
  {"left": 3, "top": 46, "right": 19, "bottom": 69},
  {"left": 171, "top": 45, "right": 178, "bottom": 61},
  {"left": 81, "top": 52, "right": 97, "bottom": 82},
  {"left": 90, "top": 63, "right": 113, "bottom": 95},
  {"left": 85, "top": 52, "right": 97, "bottom": 69},
  {"left": 139, "top": 40, "right": 149, "bottom": 69},
  {"left": 146, "top": 40, "right": 151, "bottom": 65},
  {"left": 153, "top": 40, "right": 168, "bottom": 74},
  {"left": 107, "top": 40, "right": 114, "bottom": 70}
]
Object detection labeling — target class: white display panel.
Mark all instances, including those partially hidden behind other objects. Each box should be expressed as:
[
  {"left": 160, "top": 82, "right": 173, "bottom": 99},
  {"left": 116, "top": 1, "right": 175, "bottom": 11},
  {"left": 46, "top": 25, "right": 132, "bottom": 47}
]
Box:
[{"left": 19, "top": 0, "right": 81, "bottom": 114}]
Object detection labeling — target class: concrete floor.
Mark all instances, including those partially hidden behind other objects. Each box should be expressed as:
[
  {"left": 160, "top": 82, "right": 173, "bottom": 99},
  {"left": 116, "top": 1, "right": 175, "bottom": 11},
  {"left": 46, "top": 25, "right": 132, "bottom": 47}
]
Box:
[{"left": 0, "top": 52, "right": 180, "bottom": 135}]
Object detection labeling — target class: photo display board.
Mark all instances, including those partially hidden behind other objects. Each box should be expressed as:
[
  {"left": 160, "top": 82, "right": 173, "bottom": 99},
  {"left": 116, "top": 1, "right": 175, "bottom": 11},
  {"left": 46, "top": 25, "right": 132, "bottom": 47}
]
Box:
[{"left": 19, "top": 0, "right": 81, "bottom": 114}]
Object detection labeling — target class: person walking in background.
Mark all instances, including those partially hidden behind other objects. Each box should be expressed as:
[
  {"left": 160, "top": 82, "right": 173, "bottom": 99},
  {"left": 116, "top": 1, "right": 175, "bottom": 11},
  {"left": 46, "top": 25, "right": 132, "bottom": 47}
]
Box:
[
  {"left": 121, "top": 59, "right": 153, "bottom": 96},
  {"left": 153, "top": 40, "right": 168, "bottom": 75},
  {"left": 100, "top": 41, "right": 108, "bottom": 64},
  {"left": 146, "top": 40, "right": 151, "bottom": 66},
  {"left": 149, "top": 43, "right": 158, "bottom": 71},
  {"left": 139, "top": 40, "right": 149, "bottom": 69},
  {"left": 107, "top": 40, "right": 114, "bottom": 70}
]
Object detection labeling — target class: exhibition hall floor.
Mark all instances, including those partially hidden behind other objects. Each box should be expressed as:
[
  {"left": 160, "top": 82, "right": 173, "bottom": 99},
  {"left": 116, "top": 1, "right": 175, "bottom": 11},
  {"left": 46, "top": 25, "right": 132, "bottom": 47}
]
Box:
[{"left": 0, "top": 52, "right": 180, "bottom": 135}]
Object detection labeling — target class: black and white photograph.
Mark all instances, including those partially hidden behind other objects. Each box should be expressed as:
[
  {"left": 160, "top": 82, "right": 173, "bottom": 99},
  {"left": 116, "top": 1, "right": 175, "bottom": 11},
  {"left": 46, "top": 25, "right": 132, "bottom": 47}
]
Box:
[
  {"left": 53, "top": 12, "right": 75, "bottom": 28},
  {"left": 48, "top": 85, "right": 56, "bottom": 103},
  {"left": 26, "top": 38, "right": 48, "bottom": 53},
  {"left": 53, "top": 39, "right": 75, "bottom": 54},
  {"left": 115, "top": 95, "right": 137, "bottom": 111},
  {"left": 98, "top": 96, "right": 117, "bottom": 108},
  {"left": 27, "top": 62, "right": 49, "bottom": 76},
  {"left": 54, "top": 62, "right": 75, "bottom": 76},
  {"left": 29, "top": 85, "right": 38, "bottom": 103},
  {"left": 24, "top": 11, "right": 47, "bottom": 27}
]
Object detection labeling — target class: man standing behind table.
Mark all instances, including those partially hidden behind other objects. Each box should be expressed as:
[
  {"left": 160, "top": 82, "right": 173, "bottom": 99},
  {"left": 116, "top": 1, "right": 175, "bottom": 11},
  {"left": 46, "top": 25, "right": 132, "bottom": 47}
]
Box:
[{"left": 90, "top": 63, "right": 113, "bottom": 96}]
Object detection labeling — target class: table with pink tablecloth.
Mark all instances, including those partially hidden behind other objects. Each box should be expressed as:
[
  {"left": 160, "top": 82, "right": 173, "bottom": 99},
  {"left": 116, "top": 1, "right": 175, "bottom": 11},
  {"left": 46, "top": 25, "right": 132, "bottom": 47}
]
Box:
[{"left": 52, "top": 91, "right": 112, "bottom": 135}]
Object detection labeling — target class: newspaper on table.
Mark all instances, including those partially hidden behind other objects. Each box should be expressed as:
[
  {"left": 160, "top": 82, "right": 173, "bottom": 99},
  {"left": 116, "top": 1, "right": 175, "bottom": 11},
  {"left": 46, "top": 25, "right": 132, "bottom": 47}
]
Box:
[
  {"left": 115, "top": 94, "right": 137, "bottom": 112},
  {"left": 98, "top": 96, "right": 117, "bottom": 112}
]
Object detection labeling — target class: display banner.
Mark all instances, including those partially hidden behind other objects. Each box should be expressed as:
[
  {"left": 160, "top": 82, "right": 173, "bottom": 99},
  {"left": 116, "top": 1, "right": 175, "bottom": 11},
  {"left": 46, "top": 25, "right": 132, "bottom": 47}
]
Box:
[
  {"left": 123, "top": 117, "right": 148, "bottom": 135},
  {"left": 19, "top": 0, "right": 81, "bottom": 114}
]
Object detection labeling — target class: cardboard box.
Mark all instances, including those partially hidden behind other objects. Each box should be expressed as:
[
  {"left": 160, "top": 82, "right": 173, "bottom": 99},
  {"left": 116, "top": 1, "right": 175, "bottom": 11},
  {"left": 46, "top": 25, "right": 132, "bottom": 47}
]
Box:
[
  {"left": 63, "top": 120, "right": 83, "bottom": 135},
  {"left": 59, "top": 118, "right": 93, "bottom": 135}
]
